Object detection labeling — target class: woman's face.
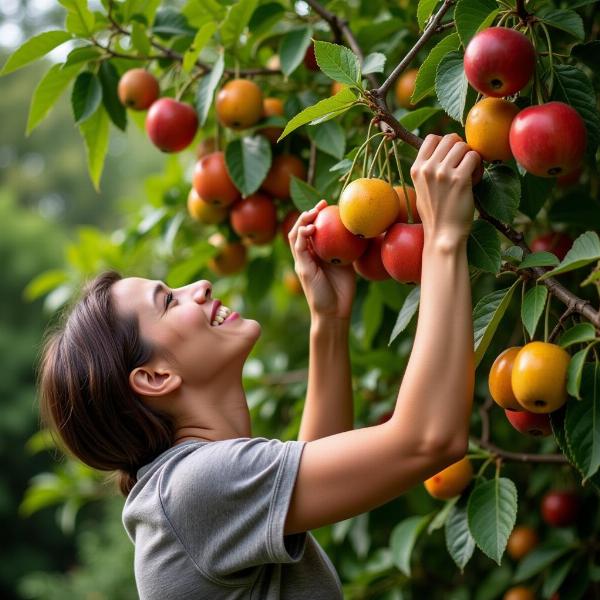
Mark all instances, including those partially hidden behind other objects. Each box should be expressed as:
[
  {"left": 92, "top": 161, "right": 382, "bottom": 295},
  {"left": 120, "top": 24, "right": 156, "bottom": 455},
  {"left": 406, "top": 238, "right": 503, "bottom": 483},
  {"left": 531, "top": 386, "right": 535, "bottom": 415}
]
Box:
[{"left": 111, "top": 277, "right": 261, "bottom": 386}]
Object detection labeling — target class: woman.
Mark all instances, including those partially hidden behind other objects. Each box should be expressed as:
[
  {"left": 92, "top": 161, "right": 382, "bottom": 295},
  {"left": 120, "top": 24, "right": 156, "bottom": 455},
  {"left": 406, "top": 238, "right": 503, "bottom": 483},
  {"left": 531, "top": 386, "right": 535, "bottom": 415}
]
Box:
[{"left": 39, "top": 133, "right": 479, "bottom": 599}]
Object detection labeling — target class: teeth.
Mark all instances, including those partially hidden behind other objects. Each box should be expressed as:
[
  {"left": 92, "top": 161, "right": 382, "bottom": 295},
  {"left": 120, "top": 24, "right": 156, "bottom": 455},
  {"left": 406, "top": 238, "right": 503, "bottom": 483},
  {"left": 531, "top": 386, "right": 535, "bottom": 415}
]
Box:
[{"left": 211, "top": 305, "right": 232, "bottom": 326}]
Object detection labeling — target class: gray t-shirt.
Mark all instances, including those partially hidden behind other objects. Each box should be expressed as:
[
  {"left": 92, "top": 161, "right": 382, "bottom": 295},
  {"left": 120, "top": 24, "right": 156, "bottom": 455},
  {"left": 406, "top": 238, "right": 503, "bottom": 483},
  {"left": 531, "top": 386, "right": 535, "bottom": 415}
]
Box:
[{"left": 122, "top": 437, "right": 343, "bottom": 599}]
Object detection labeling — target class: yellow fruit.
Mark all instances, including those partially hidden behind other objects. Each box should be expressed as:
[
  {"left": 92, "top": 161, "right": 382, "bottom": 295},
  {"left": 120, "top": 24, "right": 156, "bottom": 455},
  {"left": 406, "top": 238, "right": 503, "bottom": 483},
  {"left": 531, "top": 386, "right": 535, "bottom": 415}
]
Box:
[
  {"left": 424, "top": 457, "right": 473, "bottom": 500},
  {"left": 216, "top": 79, "right": 263, "bottom": 130},
  {"left": 503, "top": 586, "right": 536, "bottom": 600},
  {"left": 488, "top": 346, "right": 523, "bottom": 411},
  {"left": 187, "top": 188, "right": 228, "bottom": 225},
  {"left": 395, "top": 68, "right": 418, "bottom": 109},
  {"left": 506, "top": 525, "right": 539, "bottom": 561}
]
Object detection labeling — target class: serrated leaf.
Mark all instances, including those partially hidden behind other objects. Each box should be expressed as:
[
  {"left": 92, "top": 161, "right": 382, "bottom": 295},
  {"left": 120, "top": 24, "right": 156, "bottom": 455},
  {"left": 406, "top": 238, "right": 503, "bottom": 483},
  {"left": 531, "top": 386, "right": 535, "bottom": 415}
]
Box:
[
  {"left": 467, "top": 219, "right": 501, "bottom": 273},
  {"left": 521, "top": 285, "right": 548, "bottom": 340},
  {"left": 519, "top": 173, "right": 555, "bottom": 221},
  {"left": 467, "top": 478, "right": 517, "bottom": 565},
  {"left": 0, "top": 30, "right": 73, "bottom": 76},
  {"left": 412, "top": 33, "right": 460, "bottom": 103},
  {"left": 290, "top": 176, "right": 321, "bottom": 212},
  {"left": 98, "top": 61, "right": 126, "bottom": 131},
  {"left": 558, "top": 323, "right": 597, "bottom": 348},
  {"left": 79, "top": 104, "right": 110, "bottom": 191},
  {"left": 538, "top": 231, "right": 600, "bottom": 281},
  {"left": 567, "top": 345, "right": 593, "bottom": 401},
  {"left": 565, "top": 362, "right": 600, "bottom": 481},
  {"left": 538, "top": 8, "right": 584, "bottom": 41},
  {"left": 225, "top": 136, "right": 272, "bottom": 197},
  {"left": 27, "top": 62, "right": 82, "bottom": 135},
  {"left": 63, "top": 45, "right": 101, "bottom": 67},
  {"left": 314, "top": 40, "right": 361, "bottom": 87},
  {"left": 182, "top": 22, "right": 217, "bottom": 73},
  {"left": 455, "top": 0, "right": 498, "bottom": 48},
  {"left": 308, "top": 120, "right": 345, "bottom": 159},
  {"left": 278, "top": 87, "right": 357, "bottom": 141},
  {"left": 445, "top": 503, "right": 476, "bottom": 572},
  {"left": 398, "top": 107, "right": 441, "bottom": 131},
  {"left": 362, "top": 52, "right": 386, "bottom": 74},
  {"left": 196, "top": 52, "right": 224, "bottom": 125},
  {"left": 72, "top": 71, "right": 102, "bottom": 124},
  {"left": 476, "top": 165, "right": 521, "bottom": 224},
  {"left": 389, "top": 286, "right": 420, "bottom": 345},
  {"left": 220, "top": 0, "right": 258, "bottom": 48},
  {"left": 473, "top": 280, "right": 519, "bottom": 367},
  {"left": 279, "top": 27, "right": 312, "bottom": 77},
  {"left": 428, "top": 497, "right": 458, "bottom": 534},
  {"left": 390, "top": 514, "right": 431, "bottom": 576},
  {"left": 518, "top": 251, "right": 559, "bottom": 270},
  {"left": 58, "top": 0, "right": 95, "bottom": 36},
  {"left": 435, "top": 51, "right": 473, "bottom": 125},
  {"left": 417, "top": 0, "right": 439, "bottom": 30},
  {"left": 513, "top": 541, "right": 572, "bottom": 583}
]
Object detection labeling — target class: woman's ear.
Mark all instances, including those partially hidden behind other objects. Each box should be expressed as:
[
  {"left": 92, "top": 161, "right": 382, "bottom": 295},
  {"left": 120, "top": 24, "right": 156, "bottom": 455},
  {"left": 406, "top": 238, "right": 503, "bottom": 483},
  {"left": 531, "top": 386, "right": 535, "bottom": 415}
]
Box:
[{"left": 129, "top": 365, "right": 182, "bottom": 397}]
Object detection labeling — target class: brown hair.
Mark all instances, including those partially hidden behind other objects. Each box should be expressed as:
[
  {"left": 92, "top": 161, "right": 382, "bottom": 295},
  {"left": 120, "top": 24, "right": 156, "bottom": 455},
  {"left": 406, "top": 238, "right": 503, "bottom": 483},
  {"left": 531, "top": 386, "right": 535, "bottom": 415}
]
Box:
[{"left": 38, "top": 271, "right": 175, "bottom": 496}]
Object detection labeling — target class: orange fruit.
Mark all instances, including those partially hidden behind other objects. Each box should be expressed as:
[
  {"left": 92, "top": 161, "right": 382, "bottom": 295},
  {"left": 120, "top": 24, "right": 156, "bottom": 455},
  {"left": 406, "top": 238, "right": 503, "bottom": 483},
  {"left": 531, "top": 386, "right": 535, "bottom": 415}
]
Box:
[
  {"left": 216, "top": 79, "right": 263, "bottom": 130},
  {"left": 424, "top": 457, "right": 473, "bottom": 500}
]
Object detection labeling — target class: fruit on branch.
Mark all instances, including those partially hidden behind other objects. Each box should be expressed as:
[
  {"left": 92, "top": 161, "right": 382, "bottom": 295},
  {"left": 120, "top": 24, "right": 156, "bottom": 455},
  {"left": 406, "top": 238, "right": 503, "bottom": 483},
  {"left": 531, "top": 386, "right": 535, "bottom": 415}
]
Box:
[
  {"left": 207, "top": 233, "right": 247, "bottom": 276},
  {"left": 339, "top": 178, "right": 399, "bottom": 238},
  {"left": 311, "top": 205, "right": 368, "bottom": 265},
  {"left": 424, "top": 457, "right": 473, "bottom": 500},
  {"left": 503, "top": 586, "right": 536, "bottom": 600},
  {"left": 381, "top": 223, "right": 424, "bottom": 284},
  {"left": 230, "top": 193, "right": 278, "bottom": 245},
  {"left": 260, "top": 97, "right": 285, "bottom": 144},
  {"left": 530, "top": 231, "right": 573, "bottom": 261},
  {"left": 262, "top": 154, "right": 307, "bottom": 199},
  {"left": 117, "top": 68, "right": 159, "bottom": 110},
  {"left": 196, "top": 137, "right": 217, "bottom": 159},
  {"left": 395, "top": 68, "right": 418, "bottom": 109},
  {"left": 541, "top": 490, "right": 579, "bottom": 527},
  {"left": 504, "top": 408, "right": 552, "bottom": 437},
  {"left": 354, "top": 234, "right": 390, "bottom": 281},
  {"left": 464, "top": 27, "right": 535, "bottom": 97},
  {"left": 187, "top": 188, "right": 228, "bottom": 225},
  {"left": 303, "top": 42, "right": 319, "bottom": 71},
  {"left": 465, "top": 98, "right": 520, "bottom": 162},
  {"left": 506, "top": 525, "right": 539, "bottom": 560},
  {"left": 283, "top": 270, "right": 303, "bottom": 295},
  {"left": 394, "top": 184, "right": 420, "bottom": 224},
  {"left": 216, "top": 78, "right": 264, "bottom": 130},
  {"left": 145, "top": 98, "right": 198, "bottom": 152},
  {"left": 511, "top": 342, "right": 571, "bottom": 413},
  {"left": 509, "top": 102, "right": 587, "bottom": 177},
  {"left": 193, "top": 151, "right": 241, "bottom": 207},
  {"left": 488, "top": 346, "right": 523, "bottom": 411},
  {"left": 280, "top": 209, "right": 300, "bottom": 245}
]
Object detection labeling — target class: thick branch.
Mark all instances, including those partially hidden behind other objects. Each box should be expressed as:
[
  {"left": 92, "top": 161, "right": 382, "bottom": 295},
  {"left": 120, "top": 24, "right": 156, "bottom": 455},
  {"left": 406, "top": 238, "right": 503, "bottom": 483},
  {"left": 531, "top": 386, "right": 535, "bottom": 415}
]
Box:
[{"left": 516, "top": 0, "right": 530, "bottom": 22}]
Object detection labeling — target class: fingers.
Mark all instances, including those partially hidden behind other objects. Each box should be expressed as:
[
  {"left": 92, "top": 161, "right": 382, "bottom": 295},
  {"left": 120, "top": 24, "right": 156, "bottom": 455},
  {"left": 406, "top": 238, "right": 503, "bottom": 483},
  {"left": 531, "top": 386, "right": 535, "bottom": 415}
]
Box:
[
  {"left": 428, "top": 133, "right": 464, "bottom": 164},
  {"left": 287, "top": 199, "right": 327, "bottom": 249},
  {"left": 441, "top": 140, "right": 472, "bottom": 169},
  {"left": 455, "top": 150, "right": 482, "bottom": 177},
  {"left": 415, "top": 134, "right": 443, "bottom": 162}
]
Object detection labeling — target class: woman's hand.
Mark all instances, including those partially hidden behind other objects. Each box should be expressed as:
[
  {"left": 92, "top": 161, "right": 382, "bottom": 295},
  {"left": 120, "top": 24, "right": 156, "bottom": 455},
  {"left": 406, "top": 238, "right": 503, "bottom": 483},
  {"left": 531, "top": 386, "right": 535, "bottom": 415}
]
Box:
[
  {"left": 288, "top": 200, "right": 356, "bottom": 321},
  {"left": 410, "top": 133, "right": 482, "bottom": 247}
]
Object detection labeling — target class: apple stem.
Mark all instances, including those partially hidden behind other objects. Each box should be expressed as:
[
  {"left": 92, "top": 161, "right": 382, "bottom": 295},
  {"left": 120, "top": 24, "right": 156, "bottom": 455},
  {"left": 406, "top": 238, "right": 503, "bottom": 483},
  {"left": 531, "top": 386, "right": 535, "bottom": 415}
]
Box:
[
  {"left": 367, "top": 136, "right": 387, "bottom": 178},
  {"left": 362, "top": 119, "right": 375, "bottom": 177}
]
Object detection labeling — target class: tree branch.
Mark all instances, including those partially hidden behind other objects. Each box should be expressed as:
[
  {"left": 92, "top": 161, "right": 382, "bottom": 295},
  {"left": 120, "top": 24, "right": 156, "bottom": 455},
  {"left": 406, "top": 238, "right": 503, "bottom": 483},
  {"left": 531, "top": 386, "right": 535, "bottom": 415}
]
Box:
[{"left": 472, "top": 438, "right": 569, "bottom": 464}]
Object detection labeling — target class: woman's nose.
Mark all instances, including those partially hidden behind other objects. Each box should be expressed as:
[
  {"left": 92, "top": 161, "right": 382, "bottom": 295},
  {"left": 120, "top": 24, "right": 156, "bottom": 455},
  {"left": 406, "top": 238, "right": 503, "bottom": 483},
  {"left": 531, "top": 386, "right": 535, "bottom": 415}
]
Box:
[{"left": 191, "top": 280, "right": 212, "bottom": 303}]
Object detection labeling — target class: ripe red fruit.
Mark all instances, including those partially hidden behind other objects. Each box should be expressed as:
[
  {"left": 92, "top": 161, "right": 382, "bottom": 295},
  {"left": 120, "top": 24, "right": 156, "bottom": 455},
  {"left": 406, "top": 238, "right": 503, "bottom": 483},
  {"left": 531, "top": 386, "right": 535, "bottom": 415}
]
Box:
[
  {"left": 192, "top": 151, "right": 241, "bottom": 207},
  {"left": 311, "top": 205, "right": 368, "bottom": 265},
  {"left": 280, "top": 209, "right": 300, "bottom": 245},
  {"left": 504, "top": 409, "right": 552, "bottom": 437},
  {"left": 230, "top": 193, "right": 278, "bottom": 245},
  {"left": 117, "top": 68, "right": 159, "bottom": 110},
  {"left": 145, "top": 98, "right": 198, "bottom": 152},
  {"left": 381, "top": 223, "right": 424, "bottom": 284},
  {"left": 354, "top": 234, "right": 390, "bottom": 281},
  {"left": 303, "top": 43, "right": 319, "bottom": 71},
  {"left": 464, "top": 27, "right": 535, "bottom": 97},
  {"left": 509, "top": 102, "right": 587, "bottom": 177},
  {"left": 262, "top": 154, "right": 307, "bottom": 199},
  {"left": 530, "top": 232, "right": 573, "bottom": 261},
  {"left": 541, "top": 490, "right": 579, "bottom": 527}
]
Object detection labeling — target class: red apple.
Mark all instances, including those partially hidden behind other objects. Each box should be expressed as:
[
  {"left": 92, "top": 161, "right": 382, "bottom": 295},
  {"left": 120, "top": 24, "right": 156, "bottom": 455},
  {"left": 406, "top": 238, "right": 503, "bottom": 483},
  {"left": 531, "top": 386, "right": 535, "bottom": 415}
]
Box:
[
  {"left": 230, "top": 193, "right": 278, "bottom": 245},
  {"left": 541, "top": 490, "right": 579, "bottom": 527},
  {"left": 530, "top": 232, "right": 573, "bottom": 261},
  {"left": 145, "top": 98, "right": 198, "bottom": 152},
  {"left": 509, "top": 102, "right": 587, "bottom": 177},
  {"left": 303, "top": 43, "right": 319, "bottom": 71},
  {"left": 381, "top": 223, "right": 424, "bottom": 284},
  {"left": 504, "top": 409, "right": 552, "bottom": 437},
  {"left": 192, "top": 151, "right": 241, "bottom": 207},
  {"left": 354, "top": 234, "right": 390, "bottom": 281},
  {"left": 464, "top": 27, "right": 536, "bottom": 97},
  {"left": 311, "top": 205, "right": 368, "bottom": 265}
]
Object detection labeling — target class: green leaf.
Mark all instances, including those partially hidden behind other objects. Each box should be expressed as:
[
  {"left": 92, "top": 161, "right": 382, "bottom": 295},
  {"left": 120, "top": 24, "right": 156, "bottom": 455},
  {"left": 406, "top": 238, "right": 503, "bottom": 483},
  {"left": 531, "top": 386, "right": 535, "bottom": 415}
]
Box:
[
  {"left": 278, "top": 87, "right": 358, "bottom": 141},
  {"left": 455, "top": 0, "right": 498, "bottom": 48},
  {"left": 390, "top": 514, "right": 431, "bottom": 576},
  {"left": 314, "top": 40, "right": 361, "bottom": 87},
  {"left": 24, "top": 269, "right": 69, "bottom": 301},
  {"left": 290, "top": 176, "right": 322, "bottom": 212},
  {"left": 308, "top": 120, "right": 346, "bottom": 159},
  {"left": 78, "top": 104, "right": 110, "bottom": 191},
  {"left": 541, "top": 555, "right": 576, "bottom": 598},
  {"left": 183, "top": 22, "right": 217, "bottom": 73},
  {"left": 521, "top": 285, "right": 548, "bottom": 340},
  {"left": 389, "top": 286, "right": 420, "bottom": 345},
  {"left": 58, "top": 0, "right": 95, "bottom": 36},
  {"left": 124, "top": 0, "right": 162, "bottom": 23},
  {"left": 518, "top": 251, "right": 559, "bottom": 270},
  {"left": 467, "top": 219, "right": 501, "bottom": 274},
  {"left": 27, "top": 62, "right": 82, "bottom": 135},
  {"left": 571, "top": 41, "right": 600, "bottom": 71},
  {"left": 427, "top": 497, "right": 458, "bottom": 534},
  {"left": 476, "top": 165, "right": 521, "bottom": 225},
  {"left": 63, "top": 45, "right": 102, "bottom": 68},
  {"left": 558, "top": 323, "right": 597, "bottom": 348},
  {"left": 362, "top": 52, "right": 386, "bottom": 75},
  {"left": 131, "top": 22, "right": 151, "bottom": 55},
  {"left": 567, "top": 345, "right": 593, "bottom": 400},
  {"left": 513, "top": 541, "right": 572, "bottom": 583},
  {"left": 220, "top": 0, "right": 259, "bottom": 48},
  {"left": 363, "top": 285, "right": 384, "bottom": 349},
  {"left": 538, "top": 8, "right": 584, "bottom": 41},
  {"left": 435, "top": 51, "right": 473, "bottom": 125},
  {"left": 71, "top": 71, "right": 102, "bottom": 124},
  {"left": 417, "top": 0, "right": 439, "bottom": 30},
  {"left": 181, "top": 0, "right": 225, "bottom": 28},
  {"left": 399, "top": 107, "right": 442, "bottom": 131},
  {"left": 565, "top": 362, "right": 600, "bottom": 481},
  {"left": 467, "top": 478, "right": 517, "bottom": 565},
  {"left": 519, "top": 173, "right": 555, "bottom": 221},
  {"left": 246, "top": 255, "right": 275, "bottom": 304},
  {"left": 538, "top": 231, "right": 600, "bottom": 281},
  {"left": 445, "top": 503, "right": 476, "bottom": 572},
  {"left": 98, "top": 61, "right": 126, "bottom": 131},
  {"left": 152, "top": 8, "right": 195, "bottom": 37},
  {"left": 224, "top": 136, "right": 272, "bottom": 197},
  {"left": 548, "top": 192, "right": 600, "bottom": 230},
  {"left": 412, "top": 33, "right": 460, "bottom": 103},
  {"left": 0, "top": 30, "right": 73, "bottom": 76},
  {"left": 248, "top": 3, "right": 285, "bottom": 39},
  {"left": 279, "top": 27, "right": 312, "bottom": 77},
  {"left": 196, "top": 52, "right": 224, "bottom": 125},
  {"left": 473, "top": 280, "right": 520, "bottom": 367}
]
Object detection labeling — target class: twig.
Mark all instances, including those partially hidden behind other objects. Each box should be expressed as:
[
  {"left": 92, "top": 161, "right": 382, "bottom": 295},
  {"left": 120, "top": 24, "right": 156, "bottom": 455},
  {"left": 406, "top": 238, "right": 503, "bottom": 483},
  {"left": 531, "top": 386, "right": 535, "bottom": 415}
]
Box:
[{"left": 473, "top": 438, "right": 569, "bottom": 464}]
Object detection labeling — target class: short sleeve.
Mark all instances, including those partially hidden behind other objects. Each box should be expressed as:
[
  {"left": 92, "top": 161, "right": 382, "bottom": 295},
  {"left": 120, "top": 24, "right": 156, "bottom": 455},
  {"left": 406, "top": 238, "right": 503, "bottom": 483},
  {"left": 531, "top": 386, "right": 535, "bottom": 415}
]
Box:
[{"left": 160, "top": 437, "right": 308, "bottom": 583}]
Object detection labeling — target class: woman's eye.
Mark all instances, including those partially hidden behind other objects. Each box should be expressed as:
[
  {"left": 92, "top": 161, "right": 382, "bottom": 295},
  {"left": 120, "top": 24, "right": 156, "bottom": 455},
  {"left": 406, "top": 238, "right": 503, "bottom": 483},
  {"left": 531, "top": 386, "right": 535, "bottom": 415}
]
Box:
[{"left": 164, "top": 291, "right": 174, "bottom": 310}]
